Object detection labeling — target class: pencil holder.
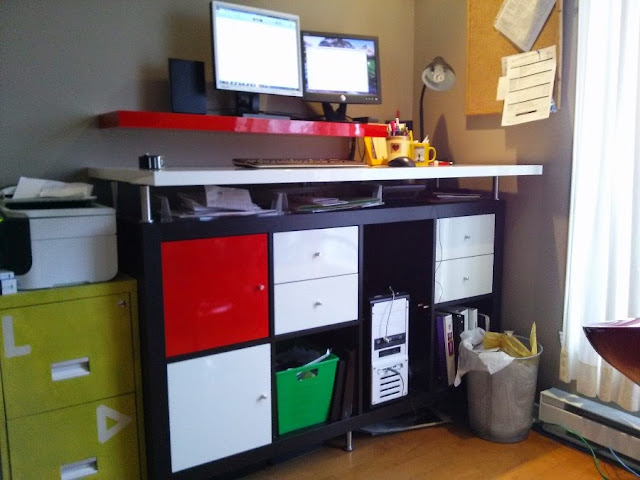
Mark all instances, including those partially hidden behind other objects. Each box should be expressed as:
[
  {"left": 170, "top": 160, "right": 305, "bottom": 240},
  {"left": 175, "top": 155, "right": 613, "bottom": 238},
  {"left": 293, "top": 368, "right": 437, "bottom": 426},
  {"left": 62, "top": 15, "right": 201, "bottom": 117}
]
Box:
[{"left": 386, "top": 136, "right": 411, "bottom": 160}]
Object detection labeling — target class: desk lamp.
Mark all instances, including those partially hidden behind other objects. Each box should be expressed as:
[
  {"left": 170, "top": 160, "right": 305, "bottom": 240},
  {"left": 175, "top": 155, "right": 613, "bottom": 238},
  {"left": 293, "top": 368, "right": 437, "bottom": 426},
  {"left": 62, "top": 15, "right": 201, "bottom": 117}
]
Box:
[{"left": 419, "top": 56, "right": 456, "bottom": 143}]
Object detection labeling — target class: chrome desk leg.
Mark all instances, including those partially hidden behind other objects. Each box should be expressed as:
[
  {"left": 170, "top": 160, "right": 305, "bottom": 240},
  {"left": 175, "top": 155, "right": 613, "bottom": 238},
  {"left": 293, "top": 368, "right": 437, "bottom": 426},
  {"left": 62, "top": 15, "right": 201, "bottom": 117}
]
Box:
[
  {"left": 109, "top": 181, "right": 118, "bottom": 210},
  {"left": 140, "top": 185, "right": 153, "bottom": 223},
  {"left": 344, "top": 431, "right": 353, "bottom": 452},
  {"left": 493, "top": 176, "right": 499, "bottom": 200}
]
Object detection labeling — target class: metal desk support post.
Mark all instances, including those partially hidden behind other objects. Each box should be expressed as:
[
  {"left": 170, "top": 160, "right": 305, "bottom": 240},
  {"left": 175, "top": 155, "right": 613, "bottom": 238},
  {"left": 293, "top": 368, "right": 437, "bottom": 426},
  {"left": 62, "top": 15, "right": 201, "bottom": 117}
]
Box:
[
  {"left": 140, "top": 185, "right": 153, "bottom": 223},
  {"left": 345, "top": 431, "right": 353, "bottom": 452},
  {"left": 109, "top": 181, "right": 118, "bottom": 210},
  {"left": 493, "top": 176, "right": 500, "bottom": 200}
]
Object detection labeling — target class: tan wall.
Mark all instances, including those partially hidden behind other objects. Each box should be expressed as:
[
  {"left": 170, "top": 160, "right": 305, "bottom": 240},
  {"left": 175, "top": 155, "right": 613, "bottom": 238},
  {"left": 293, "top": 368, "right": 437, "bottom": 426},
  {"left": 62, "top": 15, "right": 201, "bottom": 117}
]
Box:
[{"left": 413, "top": 0, "right": 578, "bottom": 390}]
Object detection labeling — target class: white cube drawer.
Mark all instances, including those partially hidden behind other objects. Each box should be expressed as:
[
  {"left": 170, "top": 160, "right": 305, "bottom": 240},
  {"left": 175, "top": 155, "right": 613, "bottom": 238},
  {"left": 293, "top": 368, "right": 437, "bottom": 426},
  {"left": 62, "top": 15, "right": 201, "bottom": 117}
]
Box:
[
  {"left": 274, "top": 274, "right": 358, "bottom": 335},
  {"left": 273, "top": 226, "right": 358, "bottom": 284},
  {"left": 435, "top": 254, "right": 494, "bottom": 303},
  {"left": 167, "top": 345, "right": 272, "bottom": 472},
  {"left": 436, "top": 214, "right": 495, "bottom": 261}
]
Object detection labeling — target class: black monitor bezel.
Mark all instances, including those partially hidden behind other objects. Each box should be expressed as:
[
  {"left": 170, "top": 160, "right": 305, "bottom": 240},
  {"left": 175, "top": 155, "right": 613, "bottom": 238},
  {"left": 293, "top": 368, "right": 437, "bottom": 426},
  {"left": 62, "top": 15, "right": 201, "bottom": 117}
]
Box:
[{"left": 301, "top": 30, "right": 382, "bottom": 106}]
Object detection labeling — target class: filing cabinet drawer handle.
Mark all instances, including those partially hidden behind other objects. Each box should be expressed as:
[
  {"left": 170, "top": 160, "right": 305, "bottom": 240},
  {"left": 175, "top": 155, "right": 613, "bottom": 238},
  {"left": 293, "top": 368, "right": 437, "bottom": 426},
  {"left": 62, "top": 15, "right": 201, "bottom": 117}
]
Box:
[
  {"left": 258, "top": 393, "right": 268, "bottom": 400},
  {"left": 61, "top": 457, "right": 98, "bottom": 480},
  {"left": 313, "top": 251, "right": 321, "bottom": 258},
  {"left": 118, "top": 299, "right": 127, "bottom": 308},
  {"left": 464, "top": 234, "right": 471, "bottom": 240},
  {"left": 313, "top": 301, "right": 323, "bottom": 307},
  {"left": 463, "top": 276, "right": 470, "bottom": 281},
  {"left": 51, "top": 357, "right": 90, "bottom": 382},
  {"left": 257, "top": 284, "right": 266, "bottom": 291}
]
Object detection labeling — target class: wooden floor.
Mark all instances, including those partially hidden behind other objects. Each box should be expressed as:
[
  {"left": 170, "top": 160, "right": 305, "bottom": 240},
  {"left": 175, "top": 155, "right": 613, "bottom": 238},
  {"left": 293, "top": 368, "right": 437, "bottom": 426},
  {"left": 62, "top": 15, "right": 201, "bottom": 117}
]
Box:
[{"left": 240, "top": 423, "right": 637, "bottom": 479}]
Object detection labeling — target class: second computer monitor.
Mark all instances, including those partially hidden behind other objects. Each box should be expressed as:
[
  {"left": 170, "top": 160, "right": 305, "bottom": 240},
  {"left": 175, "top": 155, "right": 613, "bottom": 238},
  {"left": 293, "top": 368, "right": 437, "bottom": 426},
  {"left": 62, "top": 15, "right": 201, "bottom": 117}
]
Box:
[{"left": 301, "top": 31, "right": 381, "bottom": 121}]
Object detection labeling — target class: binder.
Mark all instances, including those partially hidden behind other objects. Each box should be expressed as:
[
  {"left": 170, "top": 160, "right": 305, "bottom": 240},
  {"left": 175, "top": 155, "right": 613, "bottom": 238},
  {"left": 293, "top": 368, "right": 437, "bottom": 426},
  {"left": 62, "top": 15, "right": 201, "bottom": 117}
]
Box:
[
  {"left": 435, "top": 312, "right": 455, "bottom": 386},
  {"left": 435, "top": 314, "right": 447, "bottom": 384},
  {"left": 329, "top": 359, "right": 346, "bottom": 422},
  {"left": 440, "top": 305, "right": 471, "bottom": 331},
  {"left": 340, "top": 348, "right": 356, "bottom": 419},
  {"left": 465, "top": 307, "right": 478, "bottom": 330}
]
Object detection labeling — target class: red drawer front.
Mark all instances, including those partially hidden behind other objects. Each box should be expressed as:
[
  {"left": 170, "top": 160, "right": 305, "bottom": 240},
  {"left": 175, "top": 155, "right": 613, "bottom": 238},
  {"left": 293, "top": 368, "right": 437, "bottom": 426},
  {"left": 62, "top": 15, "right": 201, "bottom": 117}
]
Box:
[{"left": 161, "top": 234, "right": 269, "bottom": 357}]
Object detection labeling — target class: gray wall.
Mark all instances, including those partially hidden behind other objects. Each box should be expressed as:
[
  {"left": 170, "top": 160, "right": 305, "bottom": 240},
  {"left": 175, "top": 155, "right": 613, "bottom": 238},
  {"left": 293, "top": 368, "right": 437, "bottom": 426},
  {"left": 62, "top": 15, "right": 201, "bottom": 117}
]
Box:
[
  {"left": 413, "top": 0, "right": 577, "bottom": 391},
  {"left": 0, "top": 0, "right": 414, "bottom": 184},
  {"left": 1, "top": 1, "right": 575, "bottom": 392}
]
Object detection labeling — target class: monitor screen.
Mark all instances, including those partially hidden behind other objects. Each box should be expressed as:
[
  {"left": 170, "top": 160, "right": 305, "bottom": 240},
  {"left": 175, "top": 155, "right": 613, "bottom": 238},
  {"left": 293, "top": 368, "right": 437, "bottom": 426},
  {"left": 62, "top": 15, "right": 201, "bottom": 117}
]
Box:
[
  {"left": 210, "top": 1, "right": 303, "bottom": 101},
  {"left": 301, "top": 31, "right": 382, "bottom": 106}
]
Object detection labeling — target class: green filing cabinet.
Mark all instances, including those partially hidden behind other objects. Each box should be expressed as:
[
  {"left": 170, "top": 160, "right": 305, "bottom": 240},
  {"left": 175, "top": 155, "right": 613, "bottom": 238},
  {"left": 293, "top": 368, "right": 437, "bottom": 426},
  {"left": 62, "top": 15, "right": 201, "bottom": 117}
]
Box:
[{"left": 0, "top": 276, "right": 145, "bottom": 479}]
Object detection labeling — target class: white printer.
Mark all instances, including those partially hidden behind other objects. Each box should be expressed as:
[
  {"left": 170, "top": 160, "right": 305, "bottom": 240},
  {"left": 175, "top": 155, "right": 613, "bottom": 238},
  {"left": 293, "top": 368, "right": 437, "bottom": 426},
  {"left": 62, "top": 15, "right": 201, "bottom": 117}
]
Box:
[{"left": 0, "top": 200, "right": 117, "bottom": 290}]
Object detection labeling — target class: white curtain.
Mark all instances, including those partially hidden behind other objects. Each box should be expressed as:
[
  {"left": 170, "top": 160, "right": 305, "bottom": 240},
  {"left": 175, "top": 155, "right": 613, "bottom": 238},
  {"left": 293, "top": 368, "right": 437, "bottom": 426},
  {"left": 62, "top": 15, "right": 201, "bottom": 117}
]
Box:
[{"left": 562, "top": 0, "right": 640, "bottom": 411}]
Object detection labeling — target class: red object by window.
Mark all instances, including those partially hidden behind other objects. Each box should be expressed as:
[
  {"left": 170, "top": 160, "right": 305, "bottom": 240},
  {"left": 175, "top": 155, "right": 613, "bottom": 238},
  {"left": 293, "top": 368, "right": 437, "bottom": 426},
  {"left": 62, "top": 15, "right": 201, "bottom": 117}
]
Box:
[{"left": 161, "top": 235, "right": 269, "bottom": 357}]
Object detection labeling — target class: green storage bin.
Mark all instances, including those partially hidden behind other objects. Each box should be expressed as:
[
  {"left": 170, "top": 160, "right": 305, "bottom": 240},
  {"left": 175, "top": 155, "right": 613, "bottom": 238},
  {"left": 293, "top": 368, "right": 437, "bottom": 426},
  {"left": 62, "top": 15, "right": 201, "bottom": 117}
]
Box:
[{"left": 276, "top": 353, "right": 339, "bottom": 434}]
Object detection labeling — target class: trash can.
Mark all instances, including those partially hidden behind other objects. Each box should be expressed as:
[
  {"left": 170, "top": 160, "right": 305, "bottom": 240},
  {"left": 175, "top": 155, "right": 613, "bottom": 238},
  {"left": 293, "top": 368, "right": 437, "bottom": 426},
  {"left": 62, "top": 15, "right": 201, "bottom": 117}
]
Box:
[{"left": 464, "top": 337, "right": 542, "bottom": 443}]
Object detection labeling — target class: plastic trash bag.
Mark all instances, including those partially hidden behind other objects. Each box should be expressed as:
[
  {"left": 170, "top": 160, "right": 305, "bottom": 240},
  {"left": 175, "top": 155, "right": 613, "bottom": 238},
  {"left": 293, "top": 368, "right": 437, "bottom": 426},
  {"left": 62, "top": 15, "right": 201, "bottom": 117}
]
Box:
[{"left": 482, "top": 323, "right": 537, "bottom": 357}]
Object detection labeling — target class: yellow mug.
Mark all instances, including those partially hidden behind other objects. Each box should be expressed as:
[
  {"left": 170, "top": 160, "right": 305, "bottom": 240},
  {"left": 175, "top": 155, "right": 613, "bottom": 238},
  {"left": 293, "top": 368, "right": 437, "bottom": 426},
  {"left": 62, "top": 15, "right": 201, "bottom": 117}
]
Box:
[{"left": 411, "top": 142, "right": 437, "bottom": 166}]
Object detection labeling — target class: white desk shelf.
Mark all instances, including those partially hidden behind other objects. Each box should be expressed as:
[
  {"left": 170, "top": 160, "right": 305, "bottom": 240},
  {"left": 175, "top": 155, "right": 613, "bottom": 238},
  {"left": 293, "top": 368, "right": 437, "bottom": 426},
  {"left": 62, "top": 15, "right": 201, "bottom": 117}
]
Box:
[
  {"left": 89, "top": 164, "right": 542, "bottom": 187},
  {"left": 89, "top": 165, "right": 542, "bottom": 223}
]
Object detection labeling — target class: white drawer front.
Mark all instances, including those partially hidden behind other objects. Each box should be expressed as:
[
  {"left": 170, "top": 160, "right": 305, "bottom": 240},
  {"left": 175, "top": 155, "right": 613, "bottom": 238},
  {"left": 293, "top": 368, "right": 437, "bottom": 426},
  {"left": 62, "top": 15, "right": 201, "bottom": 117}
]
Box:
[
  {"left": 274, "top": 274, "right": 358, "bottom": 335},
  {"left": 435, "top": 254, "right": 494, "bottom": 303},
  {"left": 273, "top": 226, "right": 359, "bottom": 283},
  {"left": 436, "top": 214, "right": 495, "bottom": 261}
]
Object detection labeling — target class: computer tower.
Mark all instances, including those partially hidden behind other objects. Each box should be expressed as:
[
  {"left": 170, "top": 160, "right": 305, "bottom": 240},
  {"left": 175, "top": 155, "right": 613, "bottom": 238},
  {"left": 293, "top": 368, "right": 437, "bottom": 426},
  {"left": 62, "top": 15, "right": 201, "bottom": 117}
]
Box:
[
  {"left": 168, "top": 58, "right": 207, "bottom": 114},
  {"left": 368, "top": 293, "right": 409, "bottom": 406}
]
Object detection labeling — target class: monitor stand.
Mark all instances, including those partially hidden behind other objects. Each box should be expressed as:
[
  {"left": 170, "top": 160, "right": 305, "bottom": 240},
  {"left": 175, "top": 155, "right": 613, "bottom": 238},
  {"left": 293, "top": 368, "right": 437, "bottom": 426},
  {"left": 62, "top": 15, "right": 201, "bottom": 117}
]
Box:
[
  {"left": 322, "top": 102, "right": 347, "bottom": 122},
  {"left": 235, "top": 92, "right": 260, "bottom": 117},
  {"left": 235, "top": 92, "right": 291, "bottom": 119}
]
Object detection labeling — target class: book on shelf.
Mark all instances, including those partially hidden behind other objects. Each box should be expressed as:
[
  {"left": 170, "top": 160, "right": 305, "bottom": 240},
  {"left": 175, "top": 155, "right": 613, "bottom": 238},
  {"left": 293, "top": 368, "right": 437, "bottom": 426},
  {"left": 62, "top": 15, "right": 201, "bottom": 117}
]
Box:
[
  {"left": 439, "top": 305, "right": 478, "bottom": 332},
  {"left": 329, "top": 358, "right": 346, "bottom": 422},
  {"left": 330, "top": 348, "right": 356, "bottom": 421},
  {"left": 435, "top": 312, "right": 455, "bottom": 386}
]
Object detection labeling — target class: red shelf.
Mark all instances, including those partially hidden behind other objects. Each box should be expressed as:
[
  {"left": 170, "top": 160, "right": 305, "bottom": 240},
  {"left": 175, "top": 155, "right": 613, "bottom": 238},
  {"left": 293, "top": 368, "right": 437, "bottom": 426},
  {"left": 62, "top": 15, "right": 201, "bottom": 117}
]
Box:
[{"left": 98, "top": 110, "right": 388, "bottom": 138}]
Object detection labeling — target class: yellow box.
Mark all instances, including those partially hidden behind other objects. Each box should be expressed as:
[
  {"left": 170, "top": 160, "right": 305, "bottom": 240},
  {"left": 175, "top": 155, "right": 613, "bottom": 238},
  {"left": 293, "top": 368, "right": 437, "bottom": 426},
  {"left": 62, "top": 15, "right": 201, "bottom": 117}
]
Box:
[{"left": 364, "top": 137, "right": 388, "bottom": 166}]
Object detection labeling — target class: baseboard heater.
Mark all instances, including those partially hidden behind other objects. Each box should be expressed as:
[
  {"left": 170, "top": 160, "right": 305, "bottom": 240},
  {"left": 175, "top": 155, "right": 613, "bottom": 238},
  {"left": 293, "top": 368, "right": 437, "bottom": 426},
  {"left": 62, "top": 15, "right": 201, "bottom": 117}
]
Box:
[{"left": 538, "top": 387, "right": 640, "bottom": 466}]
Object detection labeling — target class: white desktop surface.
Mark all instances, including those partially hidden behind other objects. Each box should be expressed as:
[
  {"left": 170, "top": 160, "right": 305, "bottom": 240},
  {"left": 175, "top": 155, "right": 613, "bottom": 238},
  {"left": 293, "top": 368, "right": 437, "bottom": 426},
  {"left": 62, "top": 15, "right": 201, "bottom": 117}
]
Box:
[{"left": 88, "top": 164, "right": 543, "bottom": 187}]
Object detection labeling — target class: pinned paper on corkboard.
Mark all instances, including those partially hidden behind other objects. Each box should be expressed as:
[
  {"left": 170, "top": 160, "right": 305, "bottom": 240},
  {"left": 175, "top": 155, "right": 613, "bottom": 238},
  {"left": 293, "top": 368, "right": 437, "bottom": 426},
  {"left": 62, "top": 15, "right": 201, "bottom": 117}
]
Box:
[{"left": 466, "top": 0, "right": 563, "bottom": 116}]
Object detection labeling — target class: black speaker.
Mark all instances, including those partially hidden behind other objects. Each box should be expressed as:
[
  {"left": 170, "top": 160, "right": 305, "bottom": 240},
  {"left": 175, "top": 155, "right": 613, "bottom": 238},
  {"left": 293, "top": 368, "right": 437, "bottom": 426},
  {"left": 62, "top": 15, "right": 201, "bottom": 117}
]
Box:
[{"left": 168, "top": 58, "right": 207, "bottom": 114}]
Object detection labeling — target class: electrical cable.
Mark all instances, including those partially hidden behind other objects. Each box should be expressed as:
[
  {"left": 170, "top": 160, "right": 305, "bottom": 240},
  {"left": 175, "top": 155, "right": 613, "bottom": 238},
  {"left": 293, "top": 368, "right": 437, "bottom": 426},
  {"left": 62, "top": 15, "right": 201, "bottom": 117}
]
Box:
[
  {"left": 608, "top": 447, "right": 640, "bottom": 477},
  {"left": 540, "top": 421, "right": 611, "bottom": 480},
  {"left": 385, "top": 366, "right": 406, "bottom": 397},
  {"left": 434, "top": 205, "right": 444, "bottom": 303},
  {"left": 542, "top": 419, "right": 640, "bottom": 478},
  {"left": 384, "top": 286, "right": 396, "bottom": 342}
]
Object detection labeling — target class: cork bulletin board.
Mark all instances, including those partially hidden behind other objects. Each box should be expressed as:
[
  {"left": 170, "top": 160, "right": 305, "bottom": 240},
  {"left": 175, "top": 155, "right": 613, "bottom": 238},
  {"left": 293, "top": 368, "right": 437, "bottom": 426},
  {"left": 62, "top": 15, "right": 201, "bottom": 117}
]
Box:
[{"left": 466, "top": 0, "right": 563, "bottom": 116}]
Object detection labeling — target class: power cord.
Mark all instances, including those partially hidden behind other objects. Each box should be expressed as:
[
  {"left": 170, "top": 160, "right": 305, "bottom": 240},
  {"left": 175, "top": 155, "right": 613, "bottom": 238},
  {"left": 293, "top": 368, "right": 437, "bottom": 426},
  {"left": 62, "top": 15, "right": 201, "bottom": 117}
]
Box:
[
  {"left": 608, "top": 447, "right": 640, "bottom": 477},
  {"left": 434, "top": 204, "right": 444, "bottom": 303},
  {"left": 380, "top": 286, "right": 396, "bottom": 343},
  {"left": 385, "top": 366, "right": 406, "bottom": 396},
  {"left": 538, "top": 420, "right": 640, "bottom": 479}
]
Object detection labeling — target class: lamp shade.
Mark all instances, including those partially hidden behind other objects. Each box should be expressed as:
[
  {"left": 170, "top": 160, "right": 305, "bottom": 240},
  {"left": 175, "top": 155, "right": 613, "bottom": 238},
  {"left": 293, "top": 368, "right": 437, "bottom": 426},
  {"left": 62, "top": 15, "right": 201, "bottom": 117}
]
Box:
[{"left": 422, "top": 56, "right": 456, "bottom": 91}]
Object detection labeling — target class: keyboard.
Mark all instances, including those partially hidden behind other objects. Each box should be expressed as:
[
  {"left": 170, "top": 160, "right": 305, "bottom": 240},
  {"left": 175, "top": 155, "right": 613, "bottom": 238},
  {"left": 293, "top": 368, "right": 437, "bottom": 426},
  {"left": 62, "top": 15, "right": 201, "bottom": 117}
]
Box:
[{"left": 233, "top": 158, "right": 368, "bottom": 168}]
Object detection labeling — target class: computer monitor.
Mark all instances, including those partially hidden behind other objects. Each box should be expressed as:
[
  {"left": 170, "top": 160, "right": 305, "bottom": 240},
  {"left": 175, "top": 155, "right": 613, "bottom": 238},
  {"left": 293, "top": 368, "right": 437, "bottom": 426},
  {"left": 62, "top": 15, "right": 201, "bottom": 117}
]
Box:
[
  {"left": 210, "top": 1, "right": 303, "bottom": 116},
  {"left": 301, "top": 31, "right": 382, "bottom": 122}
]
